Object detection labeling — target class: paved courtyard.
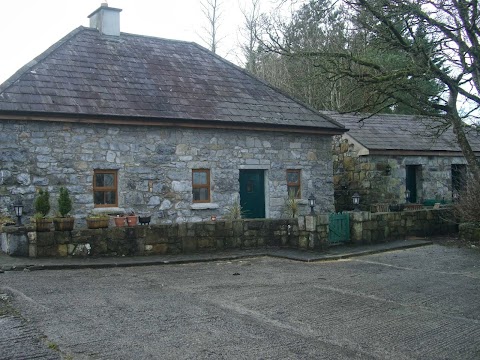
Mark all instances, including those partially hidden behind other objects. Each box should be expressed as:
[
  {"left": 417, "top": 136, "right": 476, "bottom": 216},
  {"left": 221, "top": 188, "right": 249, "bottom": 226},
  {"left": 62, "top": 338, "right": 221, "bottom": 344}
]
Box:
[{"left": 1, "top": 244, "right": 479, "bottom": 359}]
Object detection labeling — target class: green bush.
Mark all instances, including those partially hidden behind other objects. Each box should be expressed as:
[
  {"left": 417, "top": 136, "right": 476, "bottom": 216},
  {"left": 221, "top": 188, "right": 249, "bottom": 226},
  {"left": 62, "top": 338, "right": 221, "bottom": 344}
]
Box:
[
  {"left": 58, "top": 187, "right": 72, "bottom": 217},
  {"left": 34, "top": 189, "right": 50, "bottom": 217}
]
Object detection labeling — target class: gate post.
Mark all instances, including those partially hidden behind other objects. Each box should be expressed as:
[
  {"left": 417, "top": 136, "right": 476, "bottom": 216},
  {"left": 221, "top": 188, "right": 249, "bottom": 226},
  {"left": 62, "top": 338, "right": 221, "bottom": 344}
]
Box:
[{"left": 350, "top": 211, "right": 370, "bottom": 244}]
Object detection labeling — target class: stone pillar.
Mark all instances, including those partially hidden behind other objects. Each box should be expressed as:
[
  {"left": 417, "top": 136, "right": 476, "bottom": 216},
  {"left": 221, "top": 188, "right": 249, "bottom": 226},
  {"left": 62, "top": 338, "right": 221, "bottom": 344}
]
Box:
[
  {"left": 0, "top": 226, "right": 30, "bottom": 256},
  {"left": 350, "top": 211, "right": 370, "bottom": 244}
]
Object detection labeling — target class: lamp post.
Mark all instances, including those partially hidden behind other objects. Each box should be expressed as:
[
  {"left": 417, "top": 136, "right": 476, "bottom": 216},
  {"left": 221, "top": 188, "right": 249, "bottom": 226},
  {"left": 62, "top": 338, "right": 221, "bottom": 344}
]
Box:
[
  {"left": 308, "top": 193, "right": 316, "bottom": 215},
  {"left": 352, "top": 192, "right": 360, "bottom": 212},
  {"left": 405, "top": 189, "right": 411, "bottom": 203},
  {"left": 13, "top": 200, "right": 23, "bottom": 226}
]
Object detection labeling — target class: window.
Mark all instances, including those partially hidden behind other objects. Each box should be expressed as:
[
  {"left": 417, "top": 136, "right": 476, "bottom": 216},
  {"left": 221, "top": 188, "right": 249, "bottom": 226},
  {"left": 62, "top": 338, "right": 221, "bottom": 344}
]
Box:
[
  {"left": 93, "top": 170, "right": 118, "bottom": 207},
  {"left": 192, "top": 169, "right": 210, "bottom": 203},
  {"left": 287, "top": 169, "right": 301, "bottom": 198}
]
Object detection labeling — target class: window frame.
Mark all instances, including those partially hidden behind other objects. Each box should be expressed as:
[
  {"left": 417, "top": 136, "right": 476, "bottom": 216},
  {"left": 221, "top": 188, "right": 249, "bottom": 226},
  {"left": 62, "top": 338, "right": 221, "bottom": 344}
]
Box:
[
  {"left": 93, "top": 169, "right": 118, "bottom": 208},
  {"left": 192, "top": 169, "right": 211, "bottom": 203},
  {"left": 286, "top": 169, "right": 301, "bottom": 199}
]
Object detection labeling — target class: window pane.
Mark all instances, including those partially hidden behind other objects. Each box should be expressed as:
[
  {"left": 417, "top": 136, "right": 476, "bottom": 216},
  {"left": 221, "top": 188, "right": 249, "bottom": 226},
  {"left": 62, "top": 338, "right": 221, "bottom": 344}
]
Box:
[
  {"left": 95, "top": 174, "right": 104, "bottom": 187},
  {"left": 104, "top": 174, "right": 114, "bottom": 187},
  {"left": 199, "top": 188, "right": 208, "bottom": 200},
  {"left": 193, "top": 188, "right": 201, "bottom": 201},
  {"left": 105, "top": 191, "right": 116, "bottom": 205},
  {"left": 287, "top": 171, "right": 299, "bottom": 184},
  {"left": 95, "top": 173, "right": 114, "bottom": 188},
  {"left": 193, "top": 171, "right": 208, "bottom": 185},
  {"left": 193, "top": 188, "right": 209, "bottom": 201},
  {"left": 94, "top": 191, "right": 104, "bottom": 204}
]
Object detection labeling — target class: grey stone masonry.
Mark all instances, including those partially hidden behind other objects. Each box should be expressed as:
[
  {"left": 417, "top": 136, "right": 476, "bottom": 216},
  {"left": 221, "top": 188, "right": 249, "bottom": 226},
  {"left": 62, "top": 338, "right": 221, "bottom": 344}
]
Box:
[{"left": 0, "top": 120, "right": 334, "bottom": 223}]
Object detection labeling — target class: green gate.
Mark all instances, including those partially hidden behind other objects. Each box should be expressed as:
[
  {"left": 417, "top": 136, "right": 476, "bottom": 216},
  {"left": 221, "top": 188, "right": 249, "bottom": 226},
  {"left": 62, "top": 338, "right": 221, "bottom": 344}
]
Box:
[{"left": 328, "top": 213, "right": 350, "bottom": 244}]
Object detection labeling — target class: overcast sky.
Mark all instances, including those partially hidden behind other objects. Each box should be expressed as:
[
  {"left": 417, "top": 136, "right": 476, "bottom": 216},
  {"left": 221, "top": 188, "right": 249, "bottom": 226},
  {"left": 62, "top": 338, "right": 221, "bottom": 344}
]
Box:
[{"left": 0, "top": 0, "right": 269, "bottom": 84}]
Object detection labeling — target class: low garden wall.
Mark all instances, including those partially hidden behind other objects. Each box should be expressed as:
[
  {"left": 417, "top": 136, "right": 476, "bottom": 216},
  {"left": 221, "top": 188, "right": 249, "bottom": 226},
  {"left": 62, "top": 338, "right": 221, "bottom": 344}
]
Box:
[
  {"left": 350, "top": 208, "right": 456, "bottom": 243},
  {"left": 1, "top": 208, "right": 456, "bottom": 258}
]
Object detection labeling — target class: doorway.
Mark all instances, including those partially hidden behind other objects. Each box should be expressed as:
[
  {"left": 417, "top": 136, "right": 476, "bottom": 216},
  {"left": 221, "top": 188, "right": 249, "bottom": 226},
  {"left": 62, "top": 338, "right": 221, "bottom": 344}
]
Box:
[
  {"left": 239, "top": 170, "right": 265, "bottom": 219},
  {"left": 406, "top": 165, "right": 422, "bottom": 203}
]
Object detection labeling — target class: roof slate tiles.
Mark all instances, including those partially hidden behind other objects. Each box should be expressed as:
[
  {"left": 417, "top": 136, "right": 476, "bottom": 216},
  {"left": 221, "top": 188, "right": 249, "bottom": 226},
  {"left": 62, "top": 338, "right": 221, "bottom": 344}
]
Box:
[
  {"left": 0, "top": 27, "right": 343, "bottom": 131},
  {"left": 323, "top": 111, "right": 480, "bottom": 152}
]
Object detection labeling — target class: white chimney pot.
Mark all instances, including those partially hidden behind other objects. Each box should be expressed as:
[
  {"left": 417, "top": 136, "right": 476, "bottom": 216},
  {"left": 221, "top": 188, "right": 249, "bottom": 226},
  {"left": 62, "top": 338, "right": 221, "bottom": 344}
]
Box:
[{"left": 88, "top": 4, "right": 122, "bottom": 36}]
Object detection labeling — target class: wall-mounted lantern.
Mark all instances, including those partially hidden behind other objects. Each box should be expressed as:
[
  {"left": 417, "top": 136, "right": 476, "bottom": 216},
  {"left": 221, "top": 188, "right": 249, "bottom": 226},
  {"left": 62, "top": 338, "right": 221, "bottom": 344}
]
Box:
[
  {"left": 385, "top": 164, "right": 391, "bottom": 176},
  {"left": 352, "top": 192, "right": 360, "bottom": 211},
  {"left": 405, "top": 189, "right": 411, "bottom": 203},
  {"left": 308, "top": 193, "right": 316, "bottom": 215},
  {"left": 13, "top": 200, "right": 24, "bottom": 226}
]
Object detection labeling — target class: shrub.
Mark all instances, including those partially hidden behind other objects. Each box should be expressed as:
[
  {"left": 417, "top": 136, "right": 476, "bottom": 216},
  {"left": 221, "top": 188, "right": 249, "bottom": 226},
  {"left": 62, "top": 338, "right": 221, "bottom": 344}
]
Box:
[
  {"left": 284, "top": 191, "right": 299, "bottom": 218},
  {"left": 225, "top": 199, "right": 244, "bottom": 220},
  {"left": 58, "top": 187, "right": 72, "bottom": 217},
  {"left": 453, "top": 178, "right": 480, "bottom": 224},
  {"left": 34, "top": 189, "right": 50, "bottom": 217}
]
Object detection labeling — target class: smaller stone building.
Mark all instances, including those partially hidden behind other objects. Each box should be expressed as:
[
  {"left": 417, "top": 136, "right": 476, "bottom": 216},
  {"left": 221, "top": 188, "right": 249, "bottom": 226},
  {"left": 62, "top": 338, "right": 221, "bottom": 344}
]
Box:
[{"left": 325, "top": 112, "right": 480, "bottom": 211}]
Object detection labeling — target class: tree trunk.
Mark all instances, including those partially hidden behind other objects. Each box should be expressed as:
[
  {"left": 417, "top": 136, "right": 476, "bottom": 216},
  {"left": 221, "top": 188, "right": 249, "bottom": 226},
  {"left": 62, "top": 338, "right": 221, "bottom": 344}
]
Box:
[{"left": 448, "top": 90, "right": 480, "bottom": 181}]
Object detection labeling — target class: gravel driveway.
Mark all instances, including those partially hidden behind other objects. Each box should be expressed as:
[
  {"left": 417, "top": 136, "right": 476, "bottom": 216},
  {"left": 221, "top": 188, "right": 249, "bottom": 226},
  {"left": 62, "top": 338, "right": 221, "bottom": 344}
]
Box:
[{"left": 1, "top": 244, "right": 479, "bottom": 359}]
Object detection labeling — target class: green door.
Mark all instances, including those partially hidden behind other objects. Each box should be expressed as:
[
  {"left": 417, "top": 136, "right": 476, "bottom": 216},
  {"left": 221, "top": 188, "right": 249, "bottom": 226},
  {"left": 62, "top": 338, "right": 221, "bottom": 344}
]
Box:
[
  {"left": 406, "top": 165, "right": 418, "bottom": 203},
  {"left": 239, "top": 170, "right": 265, "bottom": 219}
]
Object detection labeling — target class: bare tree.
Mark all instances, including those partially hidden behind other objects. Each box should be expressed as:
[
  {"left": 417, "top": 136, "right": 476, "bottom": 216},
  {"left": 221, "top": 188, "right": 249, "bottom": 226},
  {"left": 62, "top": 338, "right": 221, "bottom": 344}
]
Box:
[
  {"left": 200, "top": 0, "right": 223, "bottom": 54},
  {"left": 238, "top": 0, "right": 262, "bottom": 74},
  {"left": 258, "top": 0, "right": 480, "bottom": 180}
]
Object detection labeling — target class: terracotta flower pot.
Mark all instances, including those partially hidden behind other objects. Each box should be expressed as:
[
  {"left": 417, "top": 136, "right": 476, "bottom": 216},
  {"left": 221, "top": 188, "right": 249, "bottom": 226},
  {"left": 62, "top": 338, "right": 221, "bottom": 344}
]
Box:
[
  {"left": 53, "top": 217, "right": 75, "bottom": 231},
  {"left": 114, "top": 216, "right": 126, "bottom": 227},
  {"left": 126, "top": 215, "right": 138, "bottom": 227}
]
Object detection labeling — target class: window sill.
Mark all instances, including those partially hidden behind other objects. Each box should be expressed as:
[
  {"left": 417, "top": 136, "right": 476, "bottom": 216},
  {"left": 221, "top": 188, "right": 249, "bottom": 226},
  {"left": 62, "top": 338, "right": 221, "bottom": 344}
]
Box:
[
  {"left": 92, "top": 207, "right": 126, "bottom": 215},
  {"left": 190, "top": 203, "right": 219, "bottom": 210}
]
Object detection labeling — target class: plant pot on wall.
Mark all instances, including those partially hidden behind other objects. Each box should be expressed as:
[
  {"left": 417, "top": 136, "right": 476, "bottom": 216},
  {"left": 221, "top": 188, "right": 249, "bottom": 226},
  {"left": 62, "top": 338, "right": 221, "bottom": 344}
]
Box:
[
  {"left": 53, "top": 217, "right": 75, "bottom": 231},
  {"left": 114, "top": 216, "right": 126, "bottom": 227},
  {"left": 86, "top": 217, "right": 109, "bottom": 229},
  {"left": 138, "top": 215, "right": 151, "bottom": 225},
  {"left": 35, "top": 218, "right": 52, "bottom": 232},
  {"left": 126, "top": 215, "right": 138, "bottom": 227}
]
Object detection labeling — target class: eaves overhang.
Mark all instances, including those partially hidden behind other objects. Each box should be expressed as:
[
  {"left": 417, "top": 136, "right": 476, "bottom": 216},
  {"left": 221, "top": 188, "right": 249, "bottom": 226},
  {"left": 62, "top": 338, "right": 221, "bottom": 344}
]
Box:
[{"left": 0, "top": 111, "right": 348, "bottom": 136}]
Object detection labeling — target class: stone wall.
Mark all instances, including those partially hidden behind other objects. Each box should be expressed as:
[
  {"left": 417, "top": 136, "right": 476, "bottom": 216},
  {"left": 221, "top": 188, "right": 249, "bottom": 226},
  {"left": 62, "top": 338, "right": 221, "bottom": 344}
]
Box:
[
  {"left": 350, "top": 208, "right": 455, "bottom": 243},
  {"left": 333, "top": 136, "right": 467, "bottom": 211},
  {"left": 1, "top": 208, "right": 455, "bottom": 258},
  {"left": 29, "top": 219, "right": 300, "bottom": 257},
  {"left": 0, "top": 120, "right": 334, "bottom": 223}
]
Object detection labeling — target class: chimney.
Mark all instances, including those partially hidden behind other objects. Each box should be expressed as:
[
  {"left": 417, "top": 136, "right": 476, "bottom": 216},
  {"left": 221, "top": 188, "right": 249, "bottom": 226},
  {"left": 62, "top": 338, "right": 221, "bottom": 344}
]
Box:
[{"left": 88, "top": 3, "right": 122, "bottom": 36}]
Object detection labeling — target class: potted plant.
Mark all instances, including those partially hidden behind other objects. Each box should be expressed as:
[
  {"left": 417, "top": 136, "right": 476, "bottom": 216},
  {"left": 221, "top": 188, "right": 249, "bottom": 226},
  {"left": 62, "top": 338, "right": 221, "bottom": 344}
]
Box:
[
  {"left": 53, "top": 187, "right": 75, "bottom": 231},
  {"left": 126, "top": 211, "right": 138, "bottom": 227},
  {"left": 86, "top": 213, "right": 110, "bottom": 229},
  {"left": 114, "top": 214, "right": 126, "bottom": 227},
  {"left": 33, "top": 189, "right": 52, "bottom": 232}
]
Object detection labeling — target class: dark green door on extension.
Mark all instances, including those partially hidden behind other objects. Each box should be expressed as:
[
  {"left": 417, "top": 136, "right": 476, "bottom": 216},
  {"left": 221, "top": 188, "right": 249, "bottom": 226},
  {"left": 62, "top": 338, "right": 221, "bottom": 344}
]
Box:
[
  {"left": 239, "top": 170, "right": 265, "bottom": 219},
  {"left": 406, "top": 165, "right": 418, "bottom": 203}
]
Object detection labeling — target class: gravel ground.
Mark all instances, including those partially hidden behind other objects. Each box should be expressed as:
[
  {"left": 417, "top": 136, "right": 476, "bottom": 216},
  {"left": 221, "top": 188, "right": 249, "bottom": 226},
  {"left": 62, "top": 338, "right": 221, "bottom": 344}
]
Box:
[{"left": 1, "top": 244, "right": 479, "bottom": 359}]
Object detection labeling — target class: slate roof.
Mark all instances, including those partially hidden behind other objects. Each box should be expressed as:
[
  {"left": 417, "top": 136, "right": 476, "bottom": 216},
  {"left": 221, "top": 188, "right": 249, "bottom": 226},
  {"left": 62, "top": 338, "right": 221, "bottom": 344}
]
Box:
[
  {"left": 323, "top": 111, "right": 480, "bottom": 152},
  {"left": 0, "top": 27, "right": 344, "bottom": 132}
]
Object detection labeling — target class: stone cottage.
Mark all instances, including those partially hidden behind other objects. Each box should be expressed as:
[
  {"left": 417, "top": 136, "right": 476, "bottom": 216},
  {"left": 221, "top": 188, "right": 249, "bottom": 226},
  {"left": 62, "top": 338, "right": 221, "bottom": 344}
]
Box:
[
  {"left": 0, "top": 4, "right": 345, "bottom": 224},
  {"left": 325, "top": 111, "right": 480, "bottom": 211}
]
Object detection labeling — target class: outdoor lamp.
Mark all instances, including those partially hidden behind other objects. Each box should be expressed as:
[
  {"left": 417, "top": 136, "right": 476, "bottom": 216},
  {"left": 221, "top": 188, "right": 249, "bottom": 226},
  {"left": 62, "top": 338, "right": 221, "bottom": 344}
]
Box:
[
  {"left": 13, "top": 200, "right": 23, "bottom": 226},
  {"left": 352, "top": 192, "right": 360, "bottom": 211},
  {"left": 405, "top": 189, "right": 411, "bottom": 203},
  {"left": 385, "top": 164, "right": 391, "bottom": 175},
  {"left": 308, "top": 193, "right": 316, "bottom": 215}
]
